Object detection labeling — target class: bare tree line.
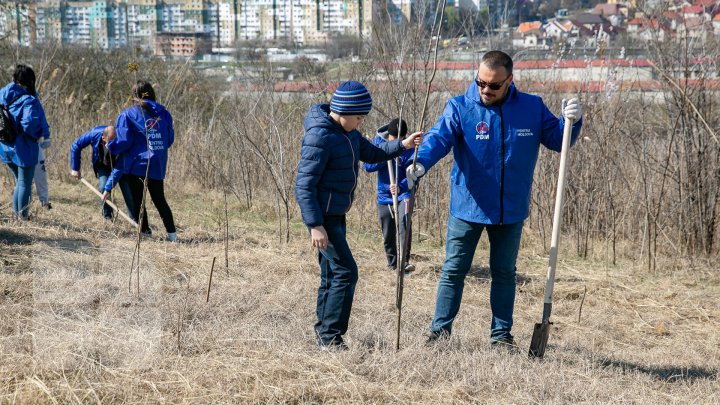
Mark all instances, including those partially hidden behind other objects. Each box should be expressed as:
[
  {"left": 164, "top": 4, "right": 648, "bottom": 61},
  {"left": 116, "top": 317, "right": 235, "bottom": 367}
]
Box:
[{"left": 1, "top": 14, "right": 718, "bottom": 266}]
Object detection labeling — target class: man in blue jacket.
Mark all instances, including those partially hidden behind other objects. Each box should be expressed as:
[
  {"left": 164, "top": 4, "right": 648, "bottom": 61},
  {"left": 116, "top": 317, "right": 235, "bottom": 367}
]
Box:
[
  {"left": 406, "top": 50, "right": 583, "bottom": 348},
  {"left": 69, "top": 125, "right": 134, "bottom": 221}
]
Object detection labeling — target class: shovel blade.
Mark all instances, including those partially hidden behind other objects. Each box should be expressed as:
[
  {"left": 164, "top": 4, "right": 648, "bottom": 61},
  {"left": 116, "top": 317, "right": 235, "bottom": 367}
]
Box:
[{"left": 528, "top": 321, "right": 552, "bottom": 358}]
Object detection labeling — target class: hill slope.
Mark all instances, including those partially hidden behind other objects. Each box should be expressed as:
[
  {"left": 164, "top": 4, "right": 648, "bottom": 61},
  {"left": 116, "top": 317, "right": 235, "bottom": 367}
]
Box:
[{"left": 1, "top": 180, "right": 718, "bottom": 403}]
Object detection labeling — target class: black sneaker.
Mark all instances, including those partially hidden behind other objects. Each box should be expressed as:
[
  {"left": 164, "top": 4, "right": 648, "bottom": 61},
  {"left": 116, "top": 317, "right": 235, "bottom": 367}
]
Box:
[
  {"left": 490, "top": 336, "right": 519, "bottom": 352},
  {"left": 317, "top": 337, "right": 348, "bottom": 352},
  {"left": 41, "top": 202, "right": 52, "bottom": 210},
  {"left": 403, "top": 263, "right": 416, "bottom": 273},
  {"left": 424, "top": 330, "right": 450, "bottom": 346}
]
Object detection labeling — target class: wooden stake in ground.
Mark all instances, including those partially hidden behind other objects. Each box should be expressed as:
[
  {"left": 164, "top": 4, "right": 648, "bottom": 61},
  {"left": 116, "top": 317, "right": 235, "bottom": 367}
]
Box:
[
  {"left": 79, "top": 178, "right": 138, "bottom": 227},
  {"left": 206, "top": 257, "right": 217, "bottom": 303},
  {"left": 224, "top": 190, "right": 229, "bottom": 275},
  {"left": 395, "top": 0, "right": 447, "bottom": 351}
]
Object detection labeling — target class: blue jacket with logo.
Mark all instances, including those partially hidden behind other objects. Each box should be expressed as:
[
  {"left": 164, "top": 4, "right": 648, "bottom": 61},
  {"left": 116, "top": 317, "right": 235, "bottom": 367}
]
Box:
[
  {"left": 295, "top": 103, "right": 406, "bottom": 228},
  {"left": 0, "top": 82, "right": 50, "bottom": 167},
  {"left": 363, "top": 133, "right": 415, "bottom": 205},
  {"left": 416, "top": 81, "right": 582, "bottom": 225},
  {"left": 104, "top": 101, "right": 174, "bottom": 191},
  {"left": 69, "top": 125, "right": 110, "bottom": 174}
]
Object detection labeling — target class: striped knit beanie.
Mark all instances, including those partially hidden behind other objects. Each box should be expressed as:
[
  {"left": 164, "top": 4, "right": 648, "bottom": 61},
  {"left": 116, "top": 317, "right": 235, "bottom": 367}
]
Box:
[{"left": 330, "top": 81, "right": 373, "bottom": 116}]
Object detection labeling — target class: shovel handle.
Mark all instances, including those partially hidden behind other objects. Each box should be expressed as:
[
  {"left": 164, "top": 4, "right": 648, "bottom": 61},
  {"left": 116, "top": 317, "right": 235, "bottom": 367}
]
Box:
[
  {"left": 542, "top": 116, "right": 575, "bottom": 306},
  {"left": 80, "top": 177, "right": 138, "bottom": 228}
]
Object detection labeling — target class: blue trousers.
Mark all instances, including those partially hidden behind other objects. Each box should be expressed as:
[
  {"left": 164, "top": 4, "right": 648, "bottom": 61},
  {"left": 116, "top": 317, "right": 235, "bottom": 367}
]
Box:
[
  {"left": 97, "top": 168, "right": 135, "bottom": 220},
  {"left": 314, "top": 215, "right": 358, "bottom": 344},
  {"left": 431, "top": 215, "right": 524, "bottom": 341},
  {"left": 6, "top": 162, "right": 35, "bottom": 218}
]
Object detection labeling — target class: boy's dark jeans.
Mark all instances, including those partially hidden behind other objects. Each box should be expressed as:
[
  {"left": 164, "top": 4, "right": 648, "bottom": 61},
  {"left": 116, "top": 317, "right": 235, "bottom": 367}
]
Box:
[{"left": 314, "top": 215, "right": 358, "bottom": 345}]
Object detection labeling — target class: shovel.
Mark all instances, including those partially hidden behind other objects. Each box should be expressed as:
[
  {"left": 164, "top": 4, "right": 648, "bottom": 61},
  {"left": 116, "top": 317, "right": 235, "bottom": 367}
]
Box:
[
  {"left": 80, "top": 177, "right": 138, "bottom": 228},
  {"left": 528, "top": 112, "right": 575, "bottom": 359}
]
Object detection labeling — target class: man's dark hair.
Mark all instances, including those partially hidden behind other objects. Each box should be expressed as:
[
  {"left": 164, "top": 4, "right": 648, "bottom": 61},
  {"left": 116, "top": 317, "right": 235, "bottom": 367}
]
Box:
[
  {"left": 132, "top": 80, "right": 156, "bottom": 102},
  {"left": 481, "top": 51, "right": 513, "bottom": 75},
  {"left": 13, "top": 64, "right": 36, "bottom": 95},
  {"left": 388, "top": 118, "right": 408, "bottom": 138}
]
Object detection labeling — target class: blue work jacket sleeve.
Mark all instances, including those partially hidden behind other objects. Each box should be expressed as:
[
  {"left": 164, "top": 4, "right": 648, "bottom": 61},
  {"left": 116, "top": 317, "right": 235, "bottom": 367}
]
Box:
[
  {"left": 539, "top": 102, "right": 583, "bottom": 152},
  {"left": 110, "top": 110, "right": 135, "bottom": 155},
  {"left": 19, "top": 98, "right": 47, "bottom": 141},
  {"left": 416, "top": 100, "right": 461, "bottom": 171},
  {"left": 69, "top": 130, "right": 96, "bottom": 171}
]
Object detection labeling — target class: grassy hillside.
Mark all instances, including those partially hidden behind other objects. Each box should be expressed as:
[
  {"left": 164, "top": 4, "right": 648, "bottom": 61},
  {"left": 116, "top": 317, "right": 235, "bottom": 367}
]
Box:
[{"left": 1, "top": 179, "right": 718, "bottom": 403}]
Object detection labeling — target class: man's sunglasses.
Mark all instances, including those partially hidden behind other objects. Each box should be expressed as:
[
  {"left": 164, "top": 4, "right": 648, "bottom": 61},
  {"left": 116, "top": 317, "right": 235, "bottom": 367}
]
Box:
[{"left": 475, "top": 75, "right": 510, "bottom": 90}]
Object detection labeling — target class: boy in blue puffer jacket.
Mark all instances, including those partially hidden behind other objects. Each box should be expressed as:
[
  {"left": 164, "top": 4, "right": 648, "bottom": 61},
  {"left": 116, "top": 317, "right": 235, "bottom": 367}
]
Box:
[
  {"left": 101, "top": 80, "right": 176, "bottom": 241},
  {"left": 69, "top": 125, "right": 135, "bottom": 221},
  {"left": 0, "top": 64, "right": 50, "bottom": 220},
  {"left": 363, "top": 118, "right": 416, "bottom": 272},
  {"left": 295, "top": 81, "right": 423, "bottom": 350}
]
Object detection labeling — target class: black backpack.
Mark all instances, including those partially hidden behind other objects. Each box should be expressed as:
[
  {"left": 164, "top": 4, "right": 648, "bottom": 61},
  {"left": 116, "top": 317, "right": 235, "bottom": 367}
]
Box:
[{"left": 0, "top": 95, "right": 25, "bottom": 145}]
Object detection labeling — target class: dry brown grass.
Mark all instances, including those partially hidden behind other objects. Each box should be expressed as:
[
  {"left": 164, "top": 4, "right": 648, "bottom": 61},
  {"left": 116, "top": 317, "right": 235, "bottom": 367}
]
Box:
[{"left": 1, "top": 179, "right": 718, "bottom": 404}]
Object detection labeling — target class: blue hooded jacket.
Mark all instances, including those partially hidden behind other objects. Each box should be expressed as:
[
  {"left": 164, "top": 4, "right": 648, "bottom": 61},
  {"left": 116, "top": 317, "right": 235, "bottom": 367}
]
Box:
[
  {"left": 69, "top": 125, "right": 111, "bottom": 174},
  {"left": 416, "top": 81, "right": 583, "bottom": 225},
  {"left": 104, "top": 101, "right": 174, "bottom": 191},
  {"left": 295, "top": 103, "right": 407, "bottom": 228},
  {"left": 363, "top": 132, "right": 415, "bottom": 205},
  {"left": 0, "top": 82, "right": 50, "bottom": 167}
]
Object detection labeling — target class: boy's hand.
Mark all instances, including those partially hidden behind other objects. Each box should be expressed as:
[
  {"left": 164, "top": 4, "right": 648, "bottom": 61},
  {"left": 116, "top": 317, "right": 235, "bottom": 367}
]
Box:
[
  {"left": 401, "top": 131, "right": 423, "bottom": 149},
  {"left": 311, "top": 226, "right": 328, "bottom": 250},
  {"left": 101, "top": 191, "right": 110, "bottom": 201},
  {"left": 70, "top": 170, "right": 80, "bottom": 179},
  {"left": 390, "top": 184, "right": 397, "bottom": 195}
]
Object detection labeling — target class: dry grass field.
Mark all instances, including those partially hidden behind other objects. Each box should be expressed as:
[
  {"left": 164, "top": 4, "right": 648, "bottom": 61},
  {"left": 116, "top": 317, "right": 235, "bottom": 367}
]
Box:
[{"left": 1, "top": 179, "right": 718, "bottom": 404}]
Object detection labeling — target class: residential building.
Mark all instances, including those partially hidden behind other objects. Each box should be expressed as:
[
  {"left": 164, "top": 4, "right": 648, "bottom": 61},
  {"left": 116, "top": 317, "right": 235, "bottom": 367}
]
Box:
[{"left": 155, "top": 31, "right": 211, "bottom": 56}]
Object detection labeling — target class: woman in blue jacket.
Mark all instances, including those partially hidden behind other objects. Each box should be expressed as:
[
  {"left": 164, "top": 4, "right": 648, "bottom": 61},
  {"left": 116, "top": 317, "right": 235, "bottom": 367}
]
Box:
[
  {"left": 101, "top": 80, "right": 176, "bottom": 241},
  {"left": 295, "top": 81, "right": 423, "bottom": 350},
  {"left": 0, "top": 64, "right": 50, "bottom": 220},
  {"left": 363, "top": 118, "right": 416, "bottom": 272},
  {"left": 69, "top": 125, "right": 135, "bottom": 221}
]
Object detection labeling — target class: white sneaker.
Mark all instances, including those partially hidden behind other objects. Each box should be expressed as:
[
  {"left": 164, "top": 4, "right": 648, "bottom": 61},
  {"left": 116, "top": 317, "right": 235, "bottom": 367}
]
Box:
[{"left": 166, "top": 232, "right": 177, "bottom": 242}]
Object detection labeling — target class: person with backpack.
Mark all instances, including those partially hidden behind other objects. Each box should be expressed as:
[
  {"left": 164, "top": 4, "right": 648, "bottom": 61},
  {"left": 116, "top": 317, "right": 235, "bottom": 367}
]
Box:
[
  {"left": 363, "top": 118, "right": 417, "bottom": 273},
  {"left": 295, "top": 81, "right": 423, "bottom": 350},
  {"left": 101, "top": 80, "right": 177, "bottom": 241},
  {"left": 0, "top": 64, "right": 51, "bottom": 220},
  {"left": 69, "top": 125, "right": 135, "bottom": 222}
]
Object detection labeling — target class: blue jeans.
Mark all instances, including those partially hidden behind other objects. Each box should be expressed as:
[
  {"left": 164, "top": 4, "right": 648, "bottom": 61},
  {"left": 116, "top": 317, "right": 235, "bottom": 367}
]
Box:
[
  {"left": 431, "top": 215, "right": 524, "bottom": 341},
  {"left": 314, "top": 215, "right": 359, "bottom": 344},
  {"left": 97, "top": 168, "right": 135, "bottom": 220},
  {"left": 6, "top": 163, "right": 35, "bottom": 218}
]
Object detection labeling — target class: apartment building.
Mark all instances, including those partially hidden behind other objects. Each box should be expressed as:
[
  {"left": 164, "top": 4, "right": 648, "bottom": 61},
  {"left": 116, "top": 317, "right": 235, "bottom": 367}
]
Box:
[
  {"left": 155, "top": 31, "right": 211, "bottom": 56},
  {"left": 1, "top": 0, "right": 407, "bottom": 52}
]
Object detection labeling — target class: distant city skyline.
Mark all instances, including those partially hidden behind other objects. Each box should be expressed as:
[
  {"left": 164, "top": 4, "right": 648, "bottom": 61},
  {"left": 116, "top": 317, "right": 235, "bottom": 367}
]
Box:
[{"left": 0, "top": 0, "right": 494, "bottom": 51}]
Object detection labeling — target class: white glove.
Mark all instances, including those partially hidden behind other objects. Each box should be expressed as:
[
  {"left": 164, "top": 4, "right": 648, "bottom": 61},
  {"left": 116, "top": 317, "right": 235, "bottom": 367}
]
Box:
[
  {"left": 405, "top": 162, "right": 425, "bottom": 190},
  {"left": 562, "top": 97, "right": 582, "bottom": 121}
]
